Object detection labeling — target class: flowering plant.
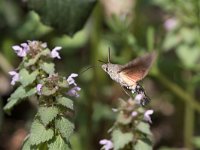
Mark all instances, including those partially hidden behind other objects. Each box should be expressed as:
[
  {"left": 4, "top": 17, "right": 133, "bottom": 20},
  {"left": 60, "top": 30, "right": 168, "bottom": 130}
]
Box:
[
  {"left": 4, "top": 41, "right": 80, "bottom": 149},
  {"left": 100, "top": 92, "right": 154, "bottom": 150}
]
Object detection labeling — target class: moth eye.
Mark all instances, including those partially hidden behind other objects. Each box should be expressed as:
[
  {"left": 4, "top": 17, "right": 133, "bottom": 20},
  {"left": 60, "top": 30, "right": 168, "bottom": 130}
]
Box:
[{"left": 106, "top": 67, "right": 108, "bottom": 72}]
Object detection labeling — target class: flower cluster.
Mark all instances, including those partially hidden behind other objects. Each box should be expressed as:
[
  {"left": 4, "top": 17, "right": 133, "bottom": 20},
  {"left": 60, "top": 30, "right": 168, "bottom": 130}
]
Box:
[
  {"left": 99, "top": 92, "right": 154, "bottom": 150},
  {"left": 12, "top": 40, "right": 61, "bottom": 59},
  {"left": 9, "top": 40, "right": 81, "bottom": 98}
]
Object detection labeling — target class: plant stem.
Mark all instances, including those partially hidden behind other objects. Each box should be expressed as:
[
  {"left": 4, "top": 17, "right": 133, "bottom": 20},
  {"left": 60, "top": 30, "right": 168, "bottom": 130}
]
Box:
[
  {"left": 184, "top": 102, "right": 194, "bottom": 149},
  {"left": 153, "top": 71, "right": 200, "bottom": 112},
  {"left": 184, "top": 73, "right": 194, "bottom": 149}
]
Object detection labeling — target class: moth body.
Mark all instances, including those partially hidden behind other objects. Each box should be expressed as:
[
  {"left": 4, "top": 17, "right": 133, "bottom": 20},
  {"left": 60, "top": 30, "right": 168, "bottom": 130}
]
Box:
[
  {"left": 102, "top": 63, "right": 137, "bottom": 90},
  {"left": 101, "top": 52, "right": 156, "bottom": 106}
]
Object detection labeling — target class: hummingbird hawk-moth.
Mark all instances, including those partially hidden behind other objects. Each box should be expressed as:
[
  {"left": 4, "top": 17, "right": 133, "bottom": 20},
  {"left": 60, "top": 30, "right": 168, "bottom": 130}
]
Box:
[{"left": 101, "top": 50, "right": 156, "bottom": 106}]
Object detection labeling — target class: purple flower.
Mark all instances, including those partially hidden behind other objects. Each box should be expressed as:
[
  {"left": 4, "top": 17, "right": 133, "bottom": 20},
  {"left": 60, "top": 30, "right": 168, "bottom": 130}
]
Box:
[
  {"left": 51, "top": 46, "right": 62, "bottom": 59},
  {"left": 164, "top": 18, "right": 177, "bottom": 31},
  {"left": 12, "top": 43, "right": 30, "bottom": 57},
  {"left": 67, "top": 86, "right": 81, "bottom": 97},
  {"left": 144, "top": 109, "right": 154, "bottom": 123},
  {"left": 67, "top": 73, "right": 78, "bottom": 86},
  {"left": 99, "top": 139, "right": 113, "bottom": 150},
  {"left": 131, "top": 111, "right": 138, "bottom": 117},
  {"left": 9, "top": 71, "right": 20, "bottom": 85},
  {"left": 36, "top": 84, "right": 43, "bottom": 95}
]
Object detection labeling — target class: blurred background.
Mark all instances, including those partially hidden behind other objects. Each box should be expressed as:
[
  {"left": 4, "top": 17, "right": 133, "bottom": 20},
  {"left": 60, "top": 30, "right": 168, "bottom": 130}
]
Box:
[{"left": 1, "top": 0, "right": 200, "bottom": 149}]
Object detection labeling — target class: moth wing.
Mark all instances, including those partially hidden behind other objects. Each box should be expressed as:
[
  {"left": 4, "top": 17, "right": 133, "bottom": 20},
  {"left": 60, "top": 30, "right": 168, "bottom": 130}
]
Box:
[{"left": 119, "top": 52, "right": 156, "bottom": 82}]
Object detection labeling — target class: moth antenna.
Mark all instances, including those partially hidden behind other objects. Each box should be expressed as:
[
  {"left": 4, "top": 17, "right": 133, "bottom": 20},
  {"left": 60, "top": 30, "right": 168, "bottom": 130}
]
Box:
[
  {"left": 98, "top": 60, "right": 107, "bottom": 64},
  {"left": 108, "top": 47, "right": 111, "bottom": 63},
  {"left": 79, "top": 65, "right": 100, "bottom": 75}
]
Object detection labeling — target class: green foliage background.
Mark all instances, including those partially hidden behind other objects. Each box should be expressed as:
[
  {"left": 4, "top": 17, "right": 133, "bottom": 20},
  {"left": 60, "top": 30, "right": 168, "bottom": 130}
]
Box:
[{"left": 0, "top": 0, "right": 200, "bottom": 149}]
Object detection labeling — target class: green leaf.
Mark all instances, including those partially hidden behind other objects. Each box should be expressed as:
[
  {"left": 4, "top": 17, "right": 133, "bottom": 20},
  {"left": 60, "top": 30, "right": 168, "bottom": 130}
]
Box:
[
  {"left": 112, "top": 129, "right": 133, "bottom": 150},
  {"left": 117, "top": 111, "right": 132, "bottom": 125},
  {"left": 55, "top": 117, "right": 74, "bottom": 141},
  {"left": 26, "top": 87, "right": 37, "bottom": 97},
  {"left": 22, "top": 136, "right": 31, "bottom": 150},
  {"left": 24, "top": 49, "right": 50, "bottom": 67},
  {"left": 57, "top": 97, "right": 73, "bottom": 110},
  {"left": 58, "top": 79, "right": 69, "bottom": 88},
  {"left": 29, "top": 119, "right": 54, "bottom": 145},
  {"left": 19, "top": 69, "right": 39, "bottom": 87},
  {"left": 163, "top": 32, "right": 180, "bottom": 50},
  {"left": 193, "top": 136, "right": 200, "bottom": 148},
  {"left": 4, "top": 86, "right": 37, "bottom": 112},
  {"left": 135, "top": 140, "right": 152, "bottom": 150},
  {"left": 28, "top": 0, "right": 96, "bottom": 36},
  {"left": 40, "top": 62, "right": 55, "bottom": 75},
  {"left": 176, "top": 45, "right": 200, "bottom": 68},
  {"left": 136, "top": 122, "right": 152, "bottom": 135},
  {"left": 48, "top": 135, "right": 70, "bottom": 150},
  {"left": 41, "top": 86, "right": 57, "bottom": 96},
  {"left": 8, "top": 86, "right": 26, "bottom": 101},
  {"left": 38, "top": 106, "right": 59, "bottom": 126}
]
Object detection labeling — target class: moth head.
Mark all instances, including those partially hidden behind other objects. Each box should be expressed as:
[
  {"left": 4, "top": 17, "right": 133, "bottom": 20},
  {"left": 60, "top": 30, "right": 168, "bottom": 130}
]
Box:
[{"left": 102, "top": 63, "right": 109, "bottom": 73}]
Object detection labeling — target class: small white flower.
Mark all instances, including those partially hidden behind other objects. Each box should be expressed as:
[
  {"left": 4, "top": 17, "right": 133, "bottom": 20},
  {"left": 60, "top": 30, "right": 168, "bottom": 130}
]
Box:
[
  {"left": 99, "top": 139, "right": 113, "bottom": 150},
  {"left": 36, "top": 84, "right": 43, "bottom": 95},
  {"left": 67, "top": 73, "right": 78, "bottom": 86},
  {"left": 144, "top": 109, "right": 154, "bottom": 123},
  {"left": 131, "top": 111, "right": 138, "bottom": 117},
  {"left": 67, "top": 86, "right": 81, "bottom": 97},
  {"left": 9, "top": 71, "right": 20, "bottom": 85},
  {"left": 51, "top": 46, "right": 62, "bottom": 59}
]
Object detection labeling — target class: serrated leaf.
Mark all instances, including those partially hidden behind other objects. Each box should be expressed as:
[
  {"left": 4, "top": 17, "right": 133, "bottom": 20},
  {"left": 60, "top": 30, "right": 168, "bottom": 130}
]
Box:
[
  {"left": 28, "top": 0, "right": 96, "bottom": 36},
  {"left": 4, "top": 87, "right": 37, "bottom": 112},
  {"left": 41, "top": 86, "right": 57, "bottom": 96},
  {"left": 112, "top": 129, "right": 133, "bottom": 150},
  {"left": 22, "top": 136, "right": 31, "bottom": 150},
  {"left": 19, "top": 69, "right": 39, "bottom": 87},
  {"left": 136, "top": 122, "right": 152, "bottom": 135},
  {"left": 135, "top": 140, "right": 152, "bottom": 150},
  {"left": 48, "top": 135, "right": 70, "bottom": 150},
  {"left": 24, "top": 49, "right": 50, "bottom": 67},
  {"left": 38, "top": 106, "right": 59, "bottom": 126},
  {"left": 8, "top": 86, "right": 26, "bottom": 101},
  {"left": 40, "top": 62, "right": 55, "bottom": 75},
  {"left": 57, "top": 97, "right": 73, "bottom": 110},
  {"left": 3, "top": 86, "right": 32, "bottom": 112},
  {"left": 29, "top": 119, "right": 54, "bottom": 145},
  {"left": 55, "top": 117, "right": 74, "bottom": 141},
  {"left": 117, "top": 111, "right": 132, "bottom": 125},
  {"left": 26, "top": 87, "right": 37, "bottom": 97}
]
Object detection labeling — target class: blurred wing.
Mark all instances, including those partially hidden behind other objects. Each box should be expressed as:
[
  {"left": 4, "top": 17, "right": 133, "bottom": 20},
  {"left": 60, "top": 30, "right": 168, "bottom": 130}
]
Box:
[{"left": 118, "top": 52, "right": 156, "bottom": 82}]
